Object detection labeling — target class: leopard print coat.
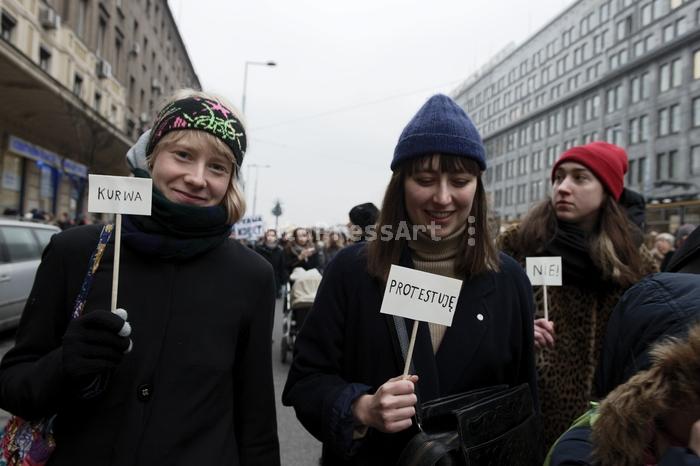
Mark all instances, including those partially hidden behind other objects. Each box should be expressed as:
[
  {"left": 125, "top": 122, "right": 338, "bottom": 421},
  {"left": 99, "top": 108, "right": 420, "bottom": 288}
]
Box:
[{"left": 498, "top": 225, "right": 657, "bottom": 449}]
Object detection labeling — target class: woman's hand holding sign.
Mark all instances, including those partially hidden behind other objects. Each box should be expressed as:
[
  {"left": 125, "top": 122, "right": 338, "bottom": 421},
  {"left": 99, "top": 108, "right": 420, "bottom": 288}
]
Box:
[
  {"left": 352, "top": 375, "right": 419, "bottom": 433},
  {"left": 534, "top": 318, "right": 555, "bottom": 349}
]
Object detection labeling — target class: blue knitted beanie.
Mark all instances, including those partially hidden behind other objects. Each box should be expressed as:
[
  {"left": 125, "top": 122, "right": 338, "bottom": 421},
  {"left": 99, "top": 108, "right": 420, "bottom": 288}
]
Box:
[{"left": 391, "top": 94, "right": 486, "bottom": 171}]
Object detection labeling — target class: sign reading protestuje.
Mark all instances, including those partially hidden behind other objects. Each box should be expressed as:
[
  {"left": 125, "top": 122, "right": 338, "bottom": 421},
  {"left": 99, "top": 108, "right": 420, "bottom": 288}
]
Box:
[
  {"left": 525, "top": 257, "right": 562, "bottom": 286},
  {"left": 380, "top": 265, "right": 463, "bottom": 327},
  {"left": 88, "top": 175, "right": 152, "bottom": 216}
]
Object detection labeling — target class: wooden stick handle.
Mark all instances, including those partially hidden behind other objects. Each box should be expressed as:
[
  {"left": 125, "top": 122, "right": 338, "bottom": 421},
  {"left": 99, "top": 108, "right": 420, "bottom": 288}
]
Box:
[
  {"left": 111, "top": 214, "right": 122, "bottom": 312},
  {"left": 543, "top": 284, "right": 549, "bottom": 322},
  {"left": 403, "top": 320, "right": 419, "bottom": 376}
]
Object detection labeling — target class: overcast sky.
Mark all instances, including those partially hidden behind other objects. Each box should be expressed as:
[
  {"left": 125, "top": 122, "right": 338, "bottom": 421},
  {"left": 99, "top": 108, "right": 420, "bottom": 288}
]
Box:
[{"left": 167, "top": 0, "right": 574, "bottom": 230}]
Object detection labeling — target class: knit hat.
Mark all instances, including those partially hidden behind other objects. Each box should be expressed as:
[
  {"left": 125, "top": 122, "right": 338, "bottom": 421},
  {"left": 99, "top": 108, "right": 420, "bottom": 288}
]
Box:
[
  {"left": 391, "top": 94, "right": 486, "bottom": 171},
  {"left": 147, "top": 97, "right": 246, "bottom": 167},
  {"left": 551, "top": 142, "right": 628, "bottom": 201}
]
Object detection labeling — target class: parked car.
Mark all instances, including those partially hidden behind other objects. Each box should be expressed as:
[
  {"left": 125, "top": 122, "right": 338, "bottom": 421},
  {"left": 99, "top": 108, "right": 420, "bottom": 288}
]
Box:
[{"left": 0, "top": 219, "right": 60, "bottom": 331}]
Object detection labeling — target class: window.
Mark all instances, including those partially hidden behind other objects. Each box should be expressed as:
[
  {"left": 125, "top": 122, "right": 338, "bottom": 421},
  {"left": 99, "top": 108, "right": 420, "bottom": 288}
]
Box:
[
  {"left": 693, "top": 97, "right": 700, "bottom": 126},
  {"left": 628, "top": 159, "right": 636, "bottom": 185},
  {"left": 605, "top": 125, "right": 622, "bottom": 145},
  {"left": 663, "top": 23, "right": 675, "bottom": 42},
  {"left": 640, "top": 115, "right": 650, "bottom": 141},
  {"left": 692, "top": 146, "right": 700, "bottom": 175},
  {"left": 94, "top": 92, "right": 102, "bottom": 112},
  {"left": 0, "top": 227, "right": 40, "bottom": 262},
  {"left": 531, "top": 150, "right": 543, "bottom": 172},
  {"left": 659, "top": 107, "right": 670, "bottom": 136},
  {"left": 1, "top": 10, "right": 16, "bottom": 42},
  {"left": 495, "top": 190, "right": 503, "bottom": 208},
  {"left": 495, "top": 164, "right": 503, "bottom": 181},
  {"left": 606, "top": 84, "right": 623, "bottom": 113},
  {"left": 629, "top": 117, "right": 640, "bottom": 144},
  {"left": 656, "top": 152, "right": 678, "bottom": 180},
  {"left": 670, "top": 104, "right": 681, "bottom": 133},
  {"left": 505, "top": 187, "right": 514, "bottom": 206},
  {"left": 600, "top": 1, "right": 611, "bottom": 22},
  {"left": 73, "top": 74, "right": 83, "bottom": 97},
  {"left": 641, "top": 3, "right": 653, "bottom": 25},
  {"left": 616, "top": 16, "right": 632, "bottom": 41},
  {"left": 39, "top": 46, "right": 51, "bottom": 72},
  {"left": 548, "top": 112, "right": 560, "bottom": 135},
  {"left": 546, "top": 145, "right": 558, "bottom": 168},
  {"left": 97, "top": 17, "right": 107, "bottom": 57},
  {"left": 506, "top": 160, "right": 515, "bottom": 179},
  {"left": 672, "top": 58, "right": 682, "bottom": 87},
  {"left": 115, "top": 30, "right": 123, "bottom": 76},
  {"left": 565, "top": 104, "right": 579, "bottom": 129},
  {"left": 694, "top": 50, "right": 700, "bottom": 80},
  {"left": 584, "top": 95, "right": 600, "bottom": 121},
  {"left": 518, "top": 155, "right": 528, "bottom": 176},
  {"left": 76, "top": 0, "right": 88, "bottom": 39},
  {"left": 638, "top": 156, "right": 647, "bottom": 185},
  {"left": 516, "top": 184, "right": 527, "bottom": 204}
]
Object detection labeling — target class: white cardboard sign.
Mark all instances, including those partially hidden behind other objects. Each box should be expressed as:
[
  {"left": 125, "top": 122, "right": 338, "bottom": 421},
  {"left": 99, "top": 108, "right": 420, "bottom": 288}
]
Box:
[
  {"left": 380, "top": 265, "right": 463, "bottom": 327},
  {"left": 233, "top": 215, "right": 265, "bottom": 241},
  {"left": 526, "top": 257, "right": 562, "bottom": 286},
  {"left": 88, "top": 175, "right": 152, "bottom": 215}
]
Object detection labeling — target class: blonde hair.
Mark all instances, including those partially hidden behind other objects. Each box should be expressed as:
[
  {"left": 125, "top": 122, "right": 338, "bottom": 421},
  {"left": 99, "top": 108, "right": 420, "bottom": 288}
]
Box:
[{"left": 147, "top": 88, "right": 247, "bottom": 224}]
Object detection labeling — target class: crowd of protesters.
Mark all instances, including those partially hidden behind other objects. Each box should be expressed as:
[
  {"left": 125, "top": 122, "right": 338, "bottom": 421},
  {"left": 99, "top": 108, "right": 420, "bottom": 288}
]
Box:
[{"left": 0, "top": 89, "right": 699, "bottom": 466}]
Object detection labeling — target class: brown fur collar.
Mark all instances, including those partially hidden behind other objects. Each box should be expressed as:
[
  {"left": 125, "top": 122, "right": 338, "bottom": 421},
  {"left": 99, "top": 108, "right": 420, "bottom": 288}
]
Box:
[{"left": 592, "top": 322, "right": 700, "bottom": 465}]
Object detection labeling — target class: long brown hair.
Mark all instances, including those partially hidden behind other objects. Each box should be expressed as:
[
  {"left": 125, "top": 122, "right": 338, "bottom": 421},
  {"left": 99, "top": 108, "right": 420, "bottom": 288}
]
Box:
[
  {"left": 367, "top": 154, "right": 499, "bottom": 283},
  {"left": 515, "top": 195, "right": 644, "bottom": 287}
]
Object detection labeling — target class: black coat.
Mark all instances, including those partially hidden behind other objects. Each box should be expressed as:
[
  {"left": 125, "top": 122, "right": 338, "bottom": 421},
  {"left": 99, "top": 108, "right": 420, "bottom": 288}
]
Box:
[
  {"left": 255, "top": 242, "right": 287, "bottom": 289},
  {"left": 282, "top": 244, "right": 538, "bottom": 465},
  {"left": 0, "top": 225, "right": 280, "bottom": 466},
  {"left": 549, "top": 273, "right": 700, "bottom": 466}
]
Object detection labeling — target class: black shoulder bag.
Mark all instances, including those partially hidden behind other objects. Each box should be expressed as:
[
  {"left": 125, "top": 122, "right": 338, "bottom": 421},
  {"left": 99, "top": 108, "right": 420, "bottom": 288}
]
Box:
[{"left": 393, "top": 316, "right": 542, "bottom": 466}]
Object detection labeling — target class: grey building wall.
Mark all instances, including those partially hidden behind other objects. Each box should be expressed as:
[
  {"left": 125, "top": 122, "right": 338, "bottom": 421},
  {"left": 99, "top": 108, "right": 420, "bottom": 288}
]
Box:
[{"left": 453, "top": 0, "right": 700, "bottom": 222}]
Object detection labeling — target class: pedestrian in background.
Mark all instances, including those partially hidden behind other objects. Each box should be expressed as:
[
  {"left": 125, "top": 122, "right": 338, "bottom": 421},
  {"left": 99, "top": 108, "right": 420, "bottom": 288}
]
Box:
[
  {"left": 284, "top": 227, "right": 321, "bottom": 276},
  {"left": 499, "top": 141, "right": 657, "bottom": 449},
  {"left": 347, "top": 202, "right": 379, "bottom": 242},
  {"left": 255, "top": 228, "right": 287, "bottom": 298},
  {"left": 652, "top": 232, "right": 675, "bottom": 271},
  {"left": 0, "top": 89, "right": 280, "bottom": 466},
  {"left": 283, "top": 94, "right": 538, "bottom": 465}
]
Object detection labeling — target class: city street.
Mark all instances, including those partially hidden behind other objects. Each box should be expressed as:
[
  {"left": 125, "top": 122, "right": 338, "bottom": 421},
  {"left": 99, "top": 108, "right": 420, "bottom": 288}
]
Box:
[{"left": 0, "top": 300, "right": 322, "bottom": 465}]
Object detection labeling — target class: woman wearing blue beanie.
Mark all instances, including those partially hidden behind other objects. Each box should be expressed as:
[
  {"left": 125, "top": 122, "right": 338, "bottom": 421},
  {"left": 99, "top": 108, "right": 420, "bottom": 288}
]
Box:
[{"left": 284, "top": 94, "right": 540, "bottom": 465}]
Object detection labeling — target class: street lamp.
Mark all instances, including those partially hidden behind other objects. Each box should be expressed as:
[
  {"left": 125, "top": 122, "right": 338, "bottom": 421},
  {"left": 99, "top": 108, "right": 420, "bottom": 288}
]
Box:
[
  {"left": 248, "top": 163, "right": 271, "bottom": 216},
  {"left": 241, "top": 60, "right": 276, "bottom": 114}
]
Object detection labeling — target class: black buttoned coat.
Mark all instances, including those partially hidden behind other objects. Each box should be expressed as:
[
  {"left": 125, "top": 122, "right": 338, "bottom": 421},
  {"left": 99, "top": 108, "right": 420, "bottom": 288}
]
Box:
[
  {"left": 282, "top": 244, "right": 537, "bottom": 465},
  {"left": 0, "top": 225, "right": 280, "bottom": 466}
]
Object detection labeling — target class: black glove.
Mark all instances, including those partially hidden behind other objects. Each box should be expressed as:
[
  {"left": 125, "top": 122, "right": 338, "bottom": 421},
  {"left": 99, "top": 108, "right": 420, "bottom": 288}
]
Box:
[{"left": 62, "top": 309, "right": 132, "bottom": 380}]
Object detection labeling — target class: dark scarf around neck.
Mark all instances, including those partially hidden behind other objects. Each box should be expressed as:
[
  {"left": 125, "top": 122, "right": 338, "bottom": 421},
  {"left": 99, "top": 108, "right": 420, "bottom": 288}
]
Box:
[
  {"left": 122, "top": 169, "right": 231, "bottom": 260},
  {"left": 541, "top": 220, "right": 605, "bottom": 290}
]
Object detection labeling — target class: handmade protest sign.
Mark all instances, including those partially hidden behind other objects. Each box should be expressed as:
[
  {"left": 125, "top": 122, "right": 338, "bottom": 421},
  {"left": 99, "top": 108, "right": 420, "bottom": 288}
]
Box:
[
  {"left": 526, "top": 256, "right": 562, "bottom": 321},
  {"left": 380, "top": 265, "right": 463, "bottom": 375},
  {"left": 88, "top": 175, "right": 152, "bottom": 312}
]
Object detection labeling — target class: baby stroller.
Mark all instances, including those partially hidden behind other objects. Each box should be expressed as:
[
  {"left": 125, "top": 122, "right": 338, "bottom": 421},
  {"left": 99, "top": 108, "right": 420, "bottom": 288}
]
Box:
[{"left": 280, "top": 267, "right": 322, "bottom": 363}]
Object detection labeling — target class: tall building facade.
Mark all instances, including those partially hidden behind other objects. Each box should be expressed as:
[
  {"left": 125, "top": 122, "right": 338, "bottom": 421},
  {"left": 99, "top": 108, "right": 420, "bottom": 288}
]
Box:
[
  {"left": 453, "top": 0, "right": 700, "bottom": 230},
  {"left": 0, "top": 0, "right": 199, "bottom": 219}
]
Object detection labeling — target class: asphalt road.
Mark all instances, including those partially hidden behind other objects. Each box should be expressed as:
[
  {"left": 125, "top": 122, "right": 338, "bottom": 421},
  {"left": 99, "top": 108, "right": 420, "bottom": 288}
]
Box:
[{"left": 0, "top": 299, "right": 323, "bottom": 465}]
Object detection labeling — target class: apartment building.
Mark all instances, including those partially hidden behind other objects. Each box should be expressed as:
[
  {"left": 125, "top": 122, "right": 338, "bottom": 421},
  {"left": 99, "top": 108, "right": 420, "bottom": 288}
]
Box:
[
  {"left": 0, "top": 0, "right": 199, "bottom": 219},
  {"left": 453, "top": 0, "right": 700, "bottom": 228}
]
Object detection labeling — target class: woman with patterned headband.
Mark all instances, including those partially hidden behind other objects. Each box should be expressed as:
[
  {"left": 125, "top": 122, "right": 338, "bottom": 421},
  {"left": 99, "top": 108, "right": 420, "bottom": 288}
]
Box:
[{"left": 0, "top": 89, "right": 280, "bottom": 465}]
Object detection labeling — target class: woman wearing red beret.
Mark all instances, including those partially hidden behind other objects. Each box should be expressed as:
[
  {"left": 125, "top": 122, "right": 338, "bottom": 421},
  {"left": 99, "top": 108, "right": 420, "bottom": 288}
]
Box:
[{"left": 498, "top": 141, "right": 657, "bottom": 449}]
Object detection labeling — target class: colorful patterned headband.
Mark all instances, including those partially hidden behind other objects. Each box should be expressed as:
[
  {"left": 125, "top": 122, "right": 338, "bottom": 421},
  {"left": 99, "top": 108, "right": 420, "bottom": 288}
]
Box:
[{"left": 146, "top": 97, "right": 247, "bottom": 166}]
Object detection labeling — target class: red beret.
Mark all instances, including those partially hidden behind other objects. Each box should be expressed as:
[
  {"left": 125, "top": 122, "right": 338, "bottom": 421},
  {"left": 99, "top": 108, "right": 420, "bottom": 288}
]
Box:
[{"left": 551, "top": 142, "right": 628, "bottom": 200}]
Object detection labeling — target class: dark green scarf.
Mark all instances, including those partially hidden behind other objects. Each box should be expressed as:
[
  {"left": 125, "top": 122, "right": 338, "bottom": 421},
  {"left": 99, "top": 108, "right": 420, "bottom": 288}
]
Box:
[{"left": 122, "top": 169, "right": 231, "bottom": 260}]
